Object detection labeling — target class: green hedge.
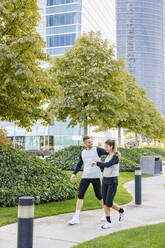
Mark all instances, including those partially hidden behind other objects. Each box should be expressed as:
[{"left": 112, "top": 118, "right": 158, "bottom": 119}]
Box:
[
  {"left": 144, "top": 148, "right": 165, "bottom": 158},
  {"left": 118, "top": 148, "right": 159, "bottom": 164},
  {"left": 133, "top": 148, "right": 159, "bottom": 156},
  {"left": 46, "top": 145, "right": 84, "bottom": 170},
  {"left": 120, "top": 157, "right": 137, "bottom": 172},
  {"left": 0, "top": 145, "right": 78, "bottom": 207},
  {"left": 46, "top": 146, "right": 137, "bottom": 172},
  {"left": 118, "top": 148, "right": 142, "bottom": 164}
]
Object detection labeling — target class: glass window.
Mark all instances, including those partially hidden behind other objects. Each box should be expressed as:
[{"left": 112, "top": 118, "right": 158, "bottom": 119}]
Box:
[
  {"left": 46, "top": 33, "right": 76, "bottom": 47},
  {"left": 46, "top": 12, "right": 81, "bottom": 26},
  {"left": 12, "top": 136, "right": 25, "bottom": 150},
  {"left": 46, "top": 24, "right": 81, "bottom": 35},
  {"left": 46, "top": 47, "right": 70, "bottom": 55},
  {"left": 40, "top": 136, "right": 54, "bottom": 150},
  {"left": 46, "top": 4, "right": 81, "bottom": 14},
  {"left": 47, "top": 0, "right": 80, "bottom": 6}
]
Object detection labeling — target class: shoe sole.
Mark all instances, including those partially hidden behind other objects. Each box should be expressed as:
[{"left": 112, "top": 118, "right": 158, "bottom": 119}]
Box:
[
  {"left": 101, "top": 226, "right": 112, "bottom": 229},
  {"left": 68, "top": 221, "right": 80, "bottom": 225}
]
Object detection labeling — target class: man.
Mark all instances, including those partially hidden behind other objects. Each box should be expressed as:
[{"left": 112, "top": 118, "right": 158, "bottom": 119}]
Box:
[{"left": 68, "top": 136, "right": 108, "bottom": 225}]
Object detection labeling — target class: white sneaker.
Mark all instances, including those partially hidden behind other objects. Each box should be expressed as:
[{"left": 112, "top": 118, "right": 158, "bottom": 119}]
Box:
[
  {"left": 100, "top": 215, "right": 106, "bottom": 222},
  {"left": 119, "top": 208, "right": 126, "bottom": 222},
  {"left": 68, "top": 216, "right": 80, "bottom": 225},
  {"left": 101, "top": 221, "right": 112, "bottom": 229}
]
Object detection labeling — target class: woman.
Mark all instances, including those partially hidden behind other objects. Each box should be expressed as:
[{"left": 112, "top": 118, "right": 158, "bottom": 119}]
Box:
[{"left": 92, "top": 139, "right": 125, "bottom": 229}]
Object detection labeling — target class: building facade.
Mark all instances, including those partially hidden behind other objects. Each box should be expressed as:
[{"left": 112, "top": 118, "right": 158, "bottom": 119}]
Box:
[
  {"left": 0, "top": 0, "right": 116, "bottom": 150},
  {"left": 116, "top": 0, "right": 165, "bottom": 114},
  {"left": 39, "top": 0, "right": 116, "bottom": 56}
]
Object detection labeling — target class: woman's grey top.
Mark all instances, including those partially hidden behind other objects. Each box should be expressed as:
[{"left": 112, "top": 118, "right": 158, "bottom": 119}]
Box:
[{"left": 96, "top": 154, "right": 119, "bottom": 178}]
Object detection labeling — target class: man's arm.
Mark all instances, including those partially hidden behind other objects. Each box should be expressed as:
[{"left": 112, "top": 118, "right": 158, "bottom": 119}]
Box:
[
  {"left": 97, "top": 147, "right": 109, "bottom": 157},
  {"left": 96, "top": 155, "right": 119, "bottom": 168},
  {"left": 73, "top": 153, "right": 83, "bottom": 175}
]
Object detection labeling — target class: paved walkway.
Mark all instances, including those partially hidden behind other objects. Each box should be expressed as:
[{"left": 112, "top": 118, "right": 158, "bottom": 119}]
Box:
[{"left": 0, "top": 168, "right": 165, "bottom": 248}]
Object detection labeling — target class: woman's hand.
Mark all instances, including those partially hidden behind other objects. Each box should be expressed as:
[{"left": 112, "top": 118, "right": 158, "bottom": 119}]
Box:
[{"left": 91, "top": 162, "right": 97, "bottom": 167}]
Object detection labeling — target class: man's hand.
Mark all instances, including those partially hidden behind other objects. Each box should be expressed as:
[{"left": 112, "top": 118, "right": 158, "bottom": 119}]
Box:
[
  {"left": 91, "top": 162, "right": 97, "bottom": 167},
  {"left": 70, "top": 174, "right": 76, "bottom": 182}
]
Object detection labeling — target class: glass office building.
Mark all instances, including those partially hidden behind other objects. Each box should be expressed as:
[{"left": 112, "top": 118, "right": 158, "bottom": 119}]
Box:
[
  {"left": 0, "top": 0, "right": 116, "bottom": 150},
  {"left": 45, "top": 0, "right": 82, "bottom": 56},
  {"left": 39, "top": 0, "right": 116, "bottom": 56},
  {"left": 116, "top": 0, "right": 165, "bottom": 114}
]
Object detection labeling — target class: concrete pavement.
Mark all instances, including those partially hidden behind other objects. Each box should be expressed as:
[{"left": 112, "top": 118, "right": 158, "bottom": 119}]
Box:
[{"left": 0, "top": 168, "right": 165, "bottom": 248}]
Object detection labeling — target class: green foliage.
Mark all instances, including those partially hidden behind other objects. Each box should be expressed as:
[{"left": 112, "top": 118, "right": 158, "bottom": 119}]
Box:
[
  {"left": 46, "top": 145, "right": 84, "bottom": 170},
  {"left": 120, "top": 157, "right": 137, "bottom": 172},
  {"left": 133, "top": 148, "right": 158, "bottom": 156},
  {"left": 49, "top": 32, "right": 128, "bottom": 135},
  {"left": 118, "top": 148, "right": 159, "bottom": 164},
  {"left": 118, "top": 148, "right": 142, "bottom": 164},
  {"left": 0, "top": 129, "right": 12, "bottom": 146},
  {"left": 0, "top": 0, "right": 54, "bottom": 128},
  {"left": 25, "top": 150, "right": 51, "bottom": 157},
  {"left": 0, "top": 145, "right": 78, "bottom": 207},
  {"left": 124, "top": 132, "right": 135, "bottom": 140},
  {"left": 144, "top": 148, "right": 165, "bottom": 158}
]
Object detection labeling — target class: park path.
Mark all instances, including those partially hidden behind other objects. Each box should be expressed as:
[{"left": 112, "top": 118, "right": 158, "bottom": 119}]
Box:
[{"left": 0, "top": 168, "right": 165, "bottom": 248}]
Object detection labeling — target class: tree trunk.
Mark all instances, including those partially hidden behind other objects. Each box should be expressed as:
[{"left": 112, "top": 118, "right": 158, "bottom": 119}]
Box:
[
  {"left": 135, "top": 132, "right": 138, "bottom": 142},
  {"left": 118, "top": 126, "right": 121, "bottom": 147},
  {"left": 83, "top": 125, "right": 88, "bottom": 136}
]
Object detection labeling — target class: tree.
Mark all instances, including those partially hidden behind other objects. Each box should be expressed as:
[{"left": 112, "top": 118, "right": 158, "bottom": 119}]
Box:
[
  {"left": 49, "top": 32, "right": 128, "bottom": 136},
  {"left": 94, "top": 70, "right": 141, "bottom": 146},
  {"left": 0, "top": 0, "right": 54, "bottom": 128},
  {"left": 0, "top": 129, "right": 12, "bottom": 146},
  {"left": 95, "top": 67, "right": 165, "bottom": 145}
]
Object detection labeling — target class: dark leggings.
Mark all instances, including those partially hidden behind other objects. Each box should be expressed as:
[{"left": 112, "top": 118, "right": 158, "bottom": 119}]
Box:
[
  {"left": 102, "top": 181, "right": 118, "bottom": 207},
  {"left": 78, "top": 178, "right": 102, "bottom": 200}
]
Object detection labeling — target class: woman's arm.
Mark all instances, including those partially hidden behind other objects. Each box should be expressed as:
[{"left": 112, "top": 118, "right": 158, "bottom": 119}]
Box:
[{"left": 96, "top": 155, "right": 119, "bottom": 168}]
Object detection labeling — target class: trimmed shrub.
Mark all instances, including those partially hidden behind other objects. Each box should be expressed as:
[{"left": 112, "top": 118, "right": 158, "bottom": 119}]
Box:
[
  {"left": 25, "top": 150, "right": 52, "bottom": 157},
  {"left": 118, "top": 148, "right": 159, "bottom": 164},
  {"left": 133, "top": 148, "right": 159, "bottom": 157},
  {"left": 145, "top": 148, "right": 165, "bottom": 158},
  {"left": 118, "top": 148, "right": 142, "bottom": 164},
  {"left": 120, "top": 157, "right": 138, "bottom": 172},
  {"left": 46, "top": 145, "right": 84, "bottom": 170},
  {"left": 0, "top": 145, "right": 78, "bottom": 207}
]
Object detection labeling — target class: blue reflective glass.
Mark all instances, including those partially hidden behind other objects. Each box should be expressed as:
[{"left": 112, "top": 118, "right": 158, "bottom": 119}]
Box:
[
  {"left": 46, "top": 12, "right": 81, "bottom": 26},
  {"left": 46, "top": 33, "right": 76, "bottom": 47},
  {"left": 117, "top": 1, "right": 162, "bottom": 9},
  {"left": 46, "top": 24, "right": 81, "bottom": 35},
  {"left": 46, "top": 4, "right": 81, "bottom": 14},
  {"left": 117, "top": 0, "right": 164, "bottom": 114},
  {"left": 47, "top": 0, "right": 80, "bottom": 6},
  {"left": 46, "top": 47, "right": 70, "bottom": 55}
]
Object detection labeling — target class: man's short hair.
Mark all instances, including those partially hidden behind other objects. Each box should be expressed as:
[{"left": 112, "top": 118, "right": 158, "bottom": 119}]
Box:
[{"left": 83, "top": 136, "right": 91, "bottom": 142}]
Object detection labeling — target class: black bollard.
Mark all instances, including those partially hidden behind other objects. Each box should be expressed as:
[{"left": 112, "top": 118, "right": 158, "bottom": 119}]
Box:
[
  {"left": 135, "top": 167, "right": 142, "bottom": 205},
  {"left": 17, "top": 197, "right": 34, "bottom": 248}
]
